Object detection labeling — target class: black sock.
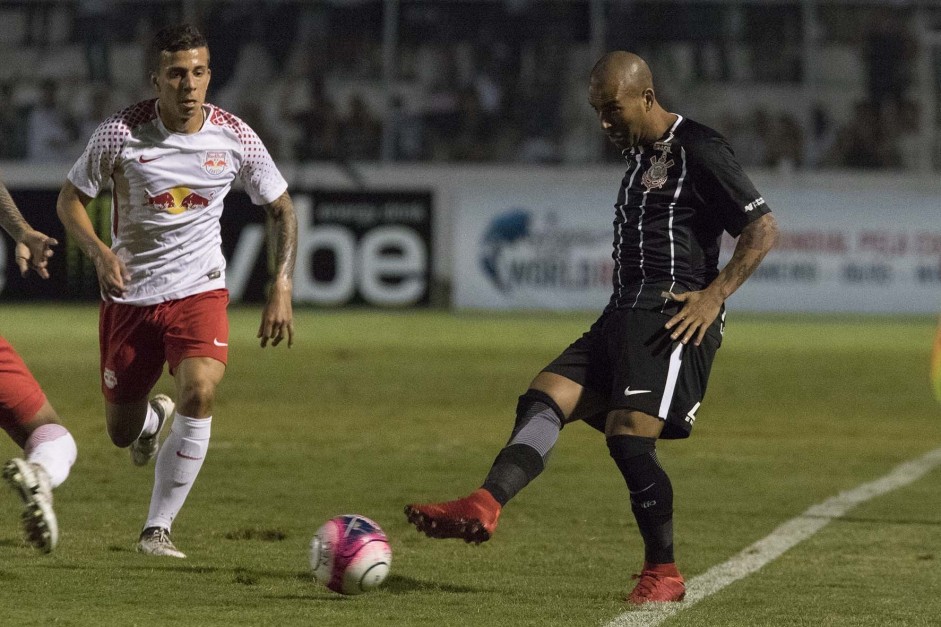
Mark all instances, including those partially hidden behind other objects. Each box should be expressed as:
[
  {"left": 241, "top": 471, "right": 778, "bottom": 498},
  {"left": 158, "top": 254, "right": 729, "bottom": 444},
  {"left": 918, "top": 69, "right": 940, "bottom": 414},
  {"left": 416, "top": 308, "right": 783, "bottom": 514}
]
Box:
[
  {"left": 481, "top": 390, "right": 564, "bottom": 506},
  {"left": 481, "top": 443, "right": 544, "bottom": 506},
  {"left": 606, "top": 435, "right": 675, "bottom": 564}
]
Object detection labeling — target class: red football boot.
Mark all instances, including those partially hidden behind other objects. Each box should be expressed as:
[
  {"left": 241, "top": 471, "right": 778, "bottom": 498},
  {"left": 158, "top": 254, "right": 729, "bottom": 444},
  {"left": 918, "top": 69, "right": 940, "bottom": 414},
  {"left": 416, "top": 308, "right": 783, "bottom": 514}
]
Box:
[
  {"left": 626, "top": 562, "right": 686, "bottom": 605},
  {"left": 404, "top": 488, "right": 501, "bottom": 544}
]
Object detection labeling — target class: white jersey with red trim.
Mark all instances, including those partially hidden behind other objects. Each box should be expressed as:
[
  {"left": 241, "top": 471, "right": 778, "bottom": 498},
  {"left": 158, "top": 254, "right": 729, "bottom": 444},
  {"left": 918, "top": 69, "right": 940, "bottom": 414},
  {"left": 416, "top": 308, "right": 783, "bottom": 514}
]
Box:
[{"left": 67, "top": 99, "right": 288, "bottom": 306}]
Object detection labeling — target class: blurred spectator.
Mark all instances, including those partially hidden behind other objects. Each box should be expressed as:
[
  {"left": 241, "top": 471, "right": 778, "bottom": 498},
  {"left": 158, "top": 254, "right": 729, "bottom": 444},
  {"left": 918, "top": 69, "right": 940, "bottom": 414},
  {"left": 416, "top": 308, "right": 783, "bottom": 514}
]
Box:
[
  {"left": 450, "top": 87, "right": 491, "bottom": 161},
  {"left": 766, "top": 113, "right": 804, "bottom": 170},
  {"left": 24, "top": 2, "right": 54, "bottom": 47},
  {"left": 514, "top": 79, "right": 563, "bottom": 163},
  {"left": 387, "top": 95, "right": 426, "bottom": 161},
  {"left": 76, "top": 0, "right": 113, "bottom": 84},
  {"left": 0, "top": 0, "right": 935, "bottom": 170},
  {"left": 724, "top": 109, "right": 771, "bottom": 167},
  {"left": 239, "top": 101, "right": 282, "bottom": 162},
  {"left": 73, "top": 84, "right": 113, "bottom": 148},
  {"left": 0, "top": 83, "right": 28, "bottom": 159},
  {"left": 824, "top": 100, "right": 900, "bottom": 168},
  {"left": 422, "top": 48, "right": 463, "bottom": 160},
  {"left": 294, "top": 80, "right": 341, "bottom": 162},
  {"left": 863, "top": 9, "right": 916, "bottom": 117},
  {"left": 337, "top": 94, "right": 382, "bottom": 161},
  {"left": 892, "top": 100, "right": 923, "bottom": 171},
  {"left": 26, "top": 80, "right": 74, "bottom": 163},
  {"left": 807, "top": 105, "right": 839, "bottom": 167},
  {"left": 721, "top": 108, "right": 803, "bottom": 170},
  {"left": 745, "top": 5, "right": 802, "bottom": 83}
]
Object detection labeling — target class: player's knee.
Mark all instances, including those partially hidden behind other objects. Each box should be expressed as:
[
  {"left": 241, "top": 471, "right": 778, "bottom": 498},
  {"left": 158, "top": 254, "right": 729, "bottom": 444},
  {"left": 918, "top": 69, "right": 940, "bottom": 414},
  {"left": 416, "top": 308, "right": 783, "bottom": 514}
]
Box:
[
  {"left": 606, "top": 433, "right": 656, "bottom": 461},
  {"left": 177, "top": 379, "right": 216, "bottom": 417},
  {"left": 5, "top": 402, "right": 61, "bottom": 448},
  {"left": 509, "top": 389, "right": 565, "bottom": 463},
  {"left": 514, "top": 389, "right": 565, "bottom": 432},
  {"left": 29, "top": 400, "right": 61, "bottom": 426},
  {"left": 604, "top": 409, "right": 663, "bottom": 438}
]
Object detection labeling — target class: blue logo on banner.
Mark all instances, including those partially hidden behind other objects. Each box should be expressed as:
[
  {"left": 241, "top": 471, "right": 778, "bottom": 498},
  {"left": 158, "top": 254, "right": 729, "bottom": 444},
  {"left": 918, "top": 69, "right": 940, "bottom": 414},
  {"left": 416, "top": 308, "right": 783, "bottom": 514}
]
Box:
[{"left": 480, "top": 208, "right": 531, "bottom": 292}]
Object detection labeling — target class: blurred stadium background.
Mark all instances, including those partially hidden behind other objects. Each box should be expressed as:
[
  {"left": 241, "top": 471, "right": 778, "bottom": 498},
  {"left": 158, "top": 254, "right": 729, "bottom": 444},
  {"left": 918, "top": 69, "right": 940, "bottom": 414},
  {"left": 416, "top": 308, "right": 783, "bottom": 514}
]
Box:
[
  {"left": 0, "top": 3, "right": 940, "bottom": 625},
  {"left": 0, "top": 0, "right": 939, "bottom": 315}
]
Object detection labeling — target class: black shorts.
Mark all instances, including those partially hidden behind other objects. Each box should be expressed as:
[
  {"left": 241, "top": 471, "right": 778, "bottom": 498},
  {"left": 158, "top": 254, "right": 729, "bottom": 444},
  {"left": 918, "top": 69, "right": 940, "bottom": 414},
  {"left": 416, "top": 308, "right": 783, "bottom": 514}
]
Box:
[{"left": 543, "top": 307, "right": 722, "bottom": 439}]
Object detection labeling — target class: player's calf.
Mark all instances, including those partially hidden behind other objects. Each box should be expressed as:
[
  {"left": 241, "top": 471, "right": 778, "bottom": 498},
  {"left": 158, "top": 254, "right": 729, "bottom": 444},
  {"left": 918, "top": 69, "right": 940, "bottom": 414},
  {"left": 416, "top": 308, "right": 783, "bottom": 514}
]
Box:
[{"left": 130, "top": 394, "right": 173, "bottom": 466}]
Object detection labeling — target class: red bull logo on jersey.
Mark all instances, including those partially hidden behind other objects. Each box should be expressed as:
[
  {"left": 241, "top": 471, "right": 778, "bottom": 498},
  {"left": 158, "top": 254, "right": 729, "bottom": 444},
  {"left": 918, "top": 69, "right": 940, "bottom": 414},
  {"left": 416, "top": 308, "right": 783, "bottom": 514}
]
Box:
[
  {"left": 146, "top": 187, "right": 214, "bottom": 214},
  {"left": 203, "top": 151, "right": 228, "bottom": 176}
]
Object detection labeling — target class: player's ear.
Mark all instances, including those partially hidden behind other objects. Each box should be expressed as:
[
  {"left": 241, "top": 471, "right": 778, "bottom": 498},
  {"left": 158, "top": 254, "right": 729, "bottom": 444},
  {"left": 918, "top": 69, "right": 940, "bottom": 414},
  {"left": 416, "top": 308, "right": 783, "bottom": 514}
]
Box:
[
  {"left": 644, "top": 88, "right": 655, "bottom": 111},
  {"left": 150, "top": 73, "right": 159, "bottom": 90}
]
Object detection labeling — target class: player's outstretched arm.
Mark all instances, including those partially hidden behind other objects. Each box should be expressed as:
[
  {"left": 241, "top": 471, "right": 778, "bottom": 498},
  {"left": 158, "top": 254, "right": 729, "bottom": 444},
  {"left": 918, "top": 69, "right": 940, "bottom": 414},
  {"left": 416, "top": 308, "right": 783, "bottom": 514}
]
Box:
[
  {"left": 0, "top": 179, "right": 58, "bottom": 279},
  {"left": 666, "top": 212, "right": 778, "bottom": 346},
  {"left": 258, "top": 191, "right": 297, "bottom": 348},
  {"left": 56, "top": 180, "right": 129, "bottom": 298}
]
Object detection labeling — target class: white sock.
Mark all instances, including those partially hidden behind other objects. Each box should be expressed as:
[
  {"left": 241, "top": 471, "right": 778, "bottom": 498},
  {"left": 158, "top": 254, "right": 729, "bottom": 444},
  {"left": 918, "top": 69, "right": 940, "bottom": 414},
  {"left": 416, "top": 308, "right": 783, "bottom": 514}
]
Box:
[
  {"left": 145, "top": 413, "right": 211, "bottom": 531},
  {"left": 139, "top": 404, "right": 160, "bottom": 438},
  {"left": 24, "top": 423, "right": 78, "bottom": 489}
]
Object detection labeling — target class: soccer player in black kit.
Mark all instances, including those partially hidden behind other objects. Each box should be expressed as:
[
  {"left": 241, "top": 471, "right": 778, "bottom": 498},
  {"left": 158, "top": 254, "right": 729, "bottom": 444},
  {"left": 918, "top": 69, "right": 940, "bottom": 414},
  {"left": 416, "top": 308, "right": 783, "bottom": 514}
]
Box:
[{"left": 406, "top": 51, "right": 779, "bottom": 604}]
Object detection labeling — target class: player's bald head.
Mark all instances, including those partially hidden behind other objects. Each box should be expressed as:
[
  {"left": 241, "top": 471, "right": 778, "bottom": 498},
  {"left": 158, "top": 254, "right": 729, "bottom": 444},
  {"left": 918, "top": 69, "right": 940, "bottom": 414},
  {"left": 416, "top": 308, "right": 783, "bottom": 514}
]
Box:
[
  {"left": 588, "top": 51, "right": 673, "bottom": 150},
  {"left": 590, "top": 51, "right": 654, "bottom": 96}
]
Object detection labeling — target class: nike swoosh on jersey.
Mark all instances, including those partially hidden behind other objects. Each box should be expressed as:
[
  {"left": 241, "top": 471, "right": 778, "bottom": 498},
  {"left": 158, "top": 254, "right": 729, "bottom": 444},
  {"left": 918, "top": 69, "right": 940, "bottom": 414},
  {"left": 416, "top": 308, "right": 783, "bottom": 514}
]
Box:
[
  {"left": 625, "top": 387, "right": 652, "bottom": 396},
  {"left": 138, "top": 155, "right": 164, "bottom": 163},
  {"left": 213, "top": 338, "right": 228, "bottom": 347}
]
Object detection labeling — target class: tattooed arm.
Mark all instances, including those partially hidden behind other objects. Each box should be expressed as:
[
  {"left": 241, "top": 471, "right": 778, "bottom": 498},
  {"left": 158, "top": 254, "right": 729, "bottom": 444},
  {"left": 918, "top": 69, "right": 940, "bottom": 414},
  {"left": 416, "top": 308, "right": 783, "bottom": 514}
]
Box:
[
  {"left": 665, "top": 212, "right": 779, "bottom": 346},
  {"left": 257, "top": 191, "right": 298, "bottom": 348},
  {"left": 0, "top": 179, "right": 58, "bottom": 279}
]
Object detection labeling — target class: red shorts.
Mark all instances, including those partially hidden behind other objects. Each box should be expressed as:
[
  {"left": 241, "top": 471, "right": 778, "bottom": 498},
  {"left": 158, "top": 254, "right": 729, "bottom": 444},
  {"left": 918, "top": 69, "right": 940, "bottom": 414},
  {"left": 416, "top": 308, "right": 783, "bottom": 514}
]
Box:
[
  {"left": 0, "top": 335, "right": 47, "bottom": 430},
  {"left": 99, "top": 289, "right": 229, "bottom": 403}
]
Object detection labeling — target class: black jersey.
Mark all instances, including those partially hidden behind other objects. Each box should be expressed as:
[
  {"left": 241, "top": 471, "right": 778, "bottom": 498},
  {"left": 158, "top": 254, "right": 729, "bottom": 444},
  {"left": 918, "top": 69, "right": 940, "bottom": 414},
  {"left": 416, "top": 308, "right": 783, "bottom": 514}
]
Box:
[{"left": 607, "top": 115, "right": 771, "bottom": 312}]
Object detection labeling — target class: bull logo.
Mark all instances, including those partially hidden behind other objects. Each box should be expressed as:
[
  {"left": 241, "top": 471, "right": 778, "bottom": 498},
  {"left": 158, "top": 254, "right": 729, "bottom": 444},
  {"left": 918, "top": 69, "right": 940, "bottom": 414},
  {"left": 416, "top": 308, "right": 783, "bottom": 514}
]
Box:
[
  {"left": 147, "top": 191, "right": 176, "bottom": 211},
  {"left": 181, "top": 192, "right": 211, "bottom": 210},
  {"left": 146, "top": 187, "right": 213, "bottom": 214},
  {"left": 203, "top": 151, "right": 227, "bottom": 176}
]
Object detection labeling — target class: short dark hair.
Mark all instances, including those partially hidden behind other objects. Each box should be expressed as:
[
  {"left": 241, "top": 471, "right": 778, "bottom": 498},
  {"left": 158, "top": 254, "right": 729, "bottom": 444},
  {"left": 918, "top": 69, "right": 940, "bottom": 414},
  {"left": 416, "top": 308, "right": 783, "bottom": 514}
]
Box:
[{"left": 149, "top": 24, "right": 208, "bottom": 73}]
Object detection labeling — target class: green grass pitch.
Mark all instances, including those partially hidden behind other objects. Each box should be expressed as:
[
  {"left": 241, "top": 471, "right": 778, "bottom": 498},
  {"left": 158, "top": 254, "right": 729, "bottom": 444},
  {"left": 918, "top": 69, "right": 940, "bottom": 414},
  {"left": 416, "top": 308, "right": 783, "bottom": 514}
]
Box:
[{"left": 1, "top": 305, "right": 939, "bottom": 626}]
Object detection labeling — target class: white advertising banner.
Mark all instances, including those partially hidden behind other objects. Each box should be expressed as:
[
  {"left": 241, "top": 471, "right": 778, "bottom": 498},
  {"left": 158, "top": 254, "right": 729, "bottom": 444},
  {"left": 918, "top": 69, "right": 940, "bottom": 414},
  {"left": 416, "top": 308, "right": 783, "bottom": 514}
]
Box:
[
  {"left": 452, "top": 169, "right": 616, "bottom": 310},
  {"left": 453, "top": 171, "right": 941, "bottom": 314},
  {"left": 727, "top": 173, "right": 941, "bottom": 313}
]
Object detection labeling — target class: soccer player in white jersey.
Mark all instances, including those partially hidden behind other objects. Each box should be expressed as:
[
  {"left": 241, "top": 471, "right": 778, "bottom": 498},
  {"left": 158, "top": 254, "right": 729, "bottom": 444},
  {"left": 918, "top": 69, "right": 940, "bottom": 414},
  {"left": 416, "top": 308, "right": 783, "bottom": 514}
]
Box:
[
  {"left": 1, "top": 177, "right": 78, "bottom": 553},
  {"left": 56, "top": 24, "right": 297, "bottom": 558}
]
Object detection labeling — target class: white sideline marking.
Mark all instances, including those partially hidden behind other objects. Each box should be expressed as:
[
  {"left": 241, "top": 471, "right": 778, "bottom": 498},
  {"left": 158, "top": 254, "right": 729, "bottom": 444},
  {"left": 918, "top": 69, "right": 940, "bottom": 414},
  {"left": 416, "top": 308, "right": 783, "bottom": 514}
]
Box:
[{"left": 604, "top": 446, "right": 941, "bottom": 627}]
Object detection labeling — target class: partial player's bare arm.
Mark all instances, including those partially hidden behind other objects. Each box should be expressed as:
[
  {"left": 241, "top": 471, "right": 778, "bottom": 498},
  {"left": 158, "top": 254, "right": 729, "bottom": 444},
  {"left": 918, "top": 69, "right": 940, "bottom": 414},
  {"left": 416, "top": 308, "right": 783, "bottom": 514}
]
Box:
[
  {"left": 258, "top": 191, "right": 298, "bottom": 348},
  {"left": 1, "top": 179, "right": 58, "bottom": 278},
  {"left": 56, "top": 180, "right": 129, "bottom": 297},
  {"left": 0, "top": 180, "right": 30, "bottom": 239},
  {"left": 665, "top": 212, "right": 779, "bottom": 345}
]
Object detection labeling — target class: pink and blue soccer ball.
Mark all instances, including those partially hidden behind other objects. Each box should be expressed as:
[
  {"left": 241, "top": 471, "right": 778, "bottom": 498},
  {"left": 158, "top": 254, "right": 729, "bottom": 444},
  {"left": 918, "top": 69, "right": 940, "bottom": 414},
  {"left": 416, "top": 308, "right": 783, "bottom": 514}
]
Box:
[{"left": 309, "top": 514, "right": 392, "bottom": 595}]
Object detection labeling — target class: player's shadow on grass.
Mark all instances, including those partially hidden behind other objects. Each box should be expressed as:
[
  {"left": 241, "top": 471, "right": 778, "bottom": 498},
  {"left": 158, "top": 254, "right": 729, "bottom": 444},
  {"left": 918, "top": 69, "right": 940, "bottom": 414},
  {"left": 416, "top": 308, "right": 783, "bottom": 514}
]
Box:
[
  {"left": 264, "top": 574, "right": 485, "bottom": 601},
  {"left": 379, "top": 573, "right": 483, "bottom": 594}
]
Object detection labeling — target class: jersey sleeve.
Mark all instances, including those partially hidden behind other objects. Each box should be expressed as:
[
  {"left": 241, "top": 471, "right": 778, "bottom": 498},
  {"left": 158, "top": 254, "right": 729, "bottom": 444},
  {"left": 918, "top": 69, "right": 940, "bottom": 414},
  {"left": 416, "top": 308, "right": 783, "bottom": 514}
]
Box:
[
  {"left": 236, "top": 124, "right": 288, "bottom": 206},
  {"left": 686, "top": 136, "right": 771, "bottom": 237},
  {"left": 67, "top": 115, "right": 126, "bottom": 198}
]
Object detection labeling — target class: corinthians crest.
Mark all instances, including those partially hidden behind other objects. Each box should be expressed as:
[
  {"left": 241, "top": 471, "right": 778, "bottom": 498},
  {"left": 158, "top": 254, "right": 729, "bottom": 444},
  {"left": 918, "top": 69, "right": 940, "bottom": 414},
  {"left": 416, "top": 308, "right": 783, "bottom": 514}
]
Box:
[{"left": 641, "top": 142, "right": 674, "bottom": 190}]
